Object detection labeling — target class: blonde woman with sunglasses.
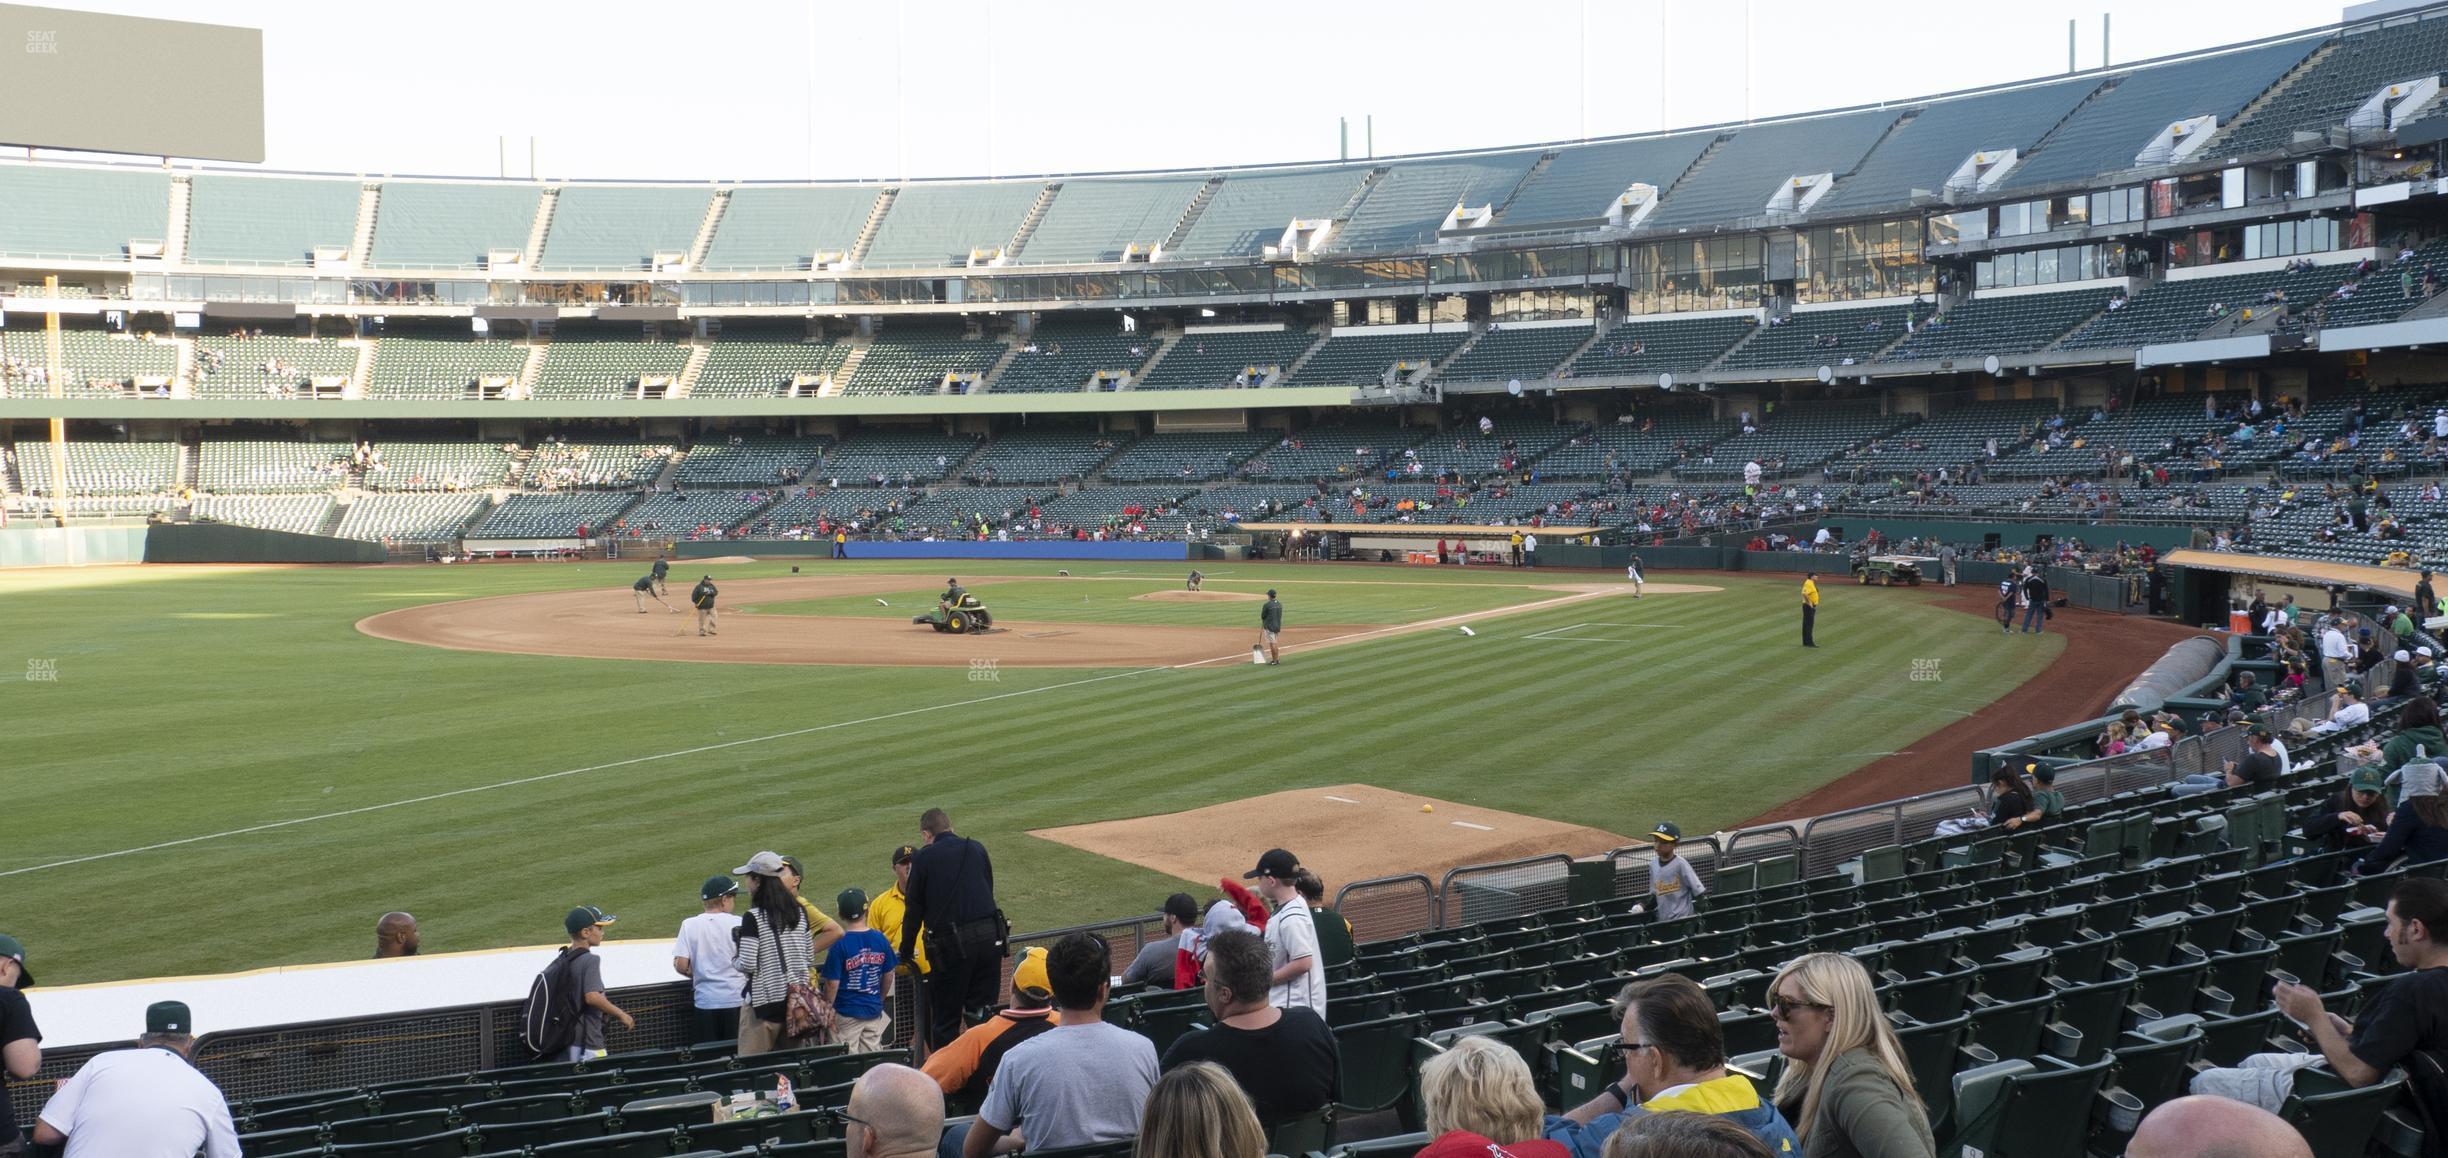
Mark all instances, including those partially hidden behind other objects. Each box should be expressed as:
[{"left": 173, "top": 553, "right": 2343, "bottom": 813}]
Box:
[{"left": 1767, "top": 953, "right": 1934, "bottom": 1158}]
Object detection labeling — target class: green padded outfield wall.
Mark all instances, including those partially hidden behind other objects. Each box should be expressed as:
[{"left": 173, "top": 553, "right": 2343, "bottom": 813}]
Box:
[
  {"left": 0, "top": 524, "right": 148, "bottom": 567},
  {"left": 143, "top": 523, "right": 386, "bottom": 564}
]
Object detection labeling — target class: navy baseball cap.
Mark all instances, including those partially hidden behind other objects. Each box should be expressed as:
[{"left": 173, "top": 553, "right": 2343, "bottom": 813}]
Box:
[
  {"left": 1243, "top": 848, "right": 1299, "bottom": 880},
  {"left": 147, "top": 1001, "right": 191, "bottom": 1034},
  {"left": 892, "top": 844, "right": 919, "bottom": 866}
]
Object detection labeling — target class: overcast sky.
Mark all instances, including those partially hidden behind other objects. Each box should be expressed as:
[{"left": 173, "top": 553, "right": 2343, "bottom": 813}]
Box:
[{"left": 40, "top": 0, "right": 2339, "bottom": 181}]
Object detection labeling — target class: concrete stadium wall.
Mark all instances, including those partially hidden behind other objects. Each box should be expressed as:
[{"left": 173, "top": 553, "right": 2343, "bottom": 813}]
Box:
[
  {"left": 144, "top": 523, "right": 386, "bottom": 564},
  {"left": 0, "top": 524, "right": 149, "bottom": 567},
  {"left": 678, "top": 540, "right": 1189, "bottom": 561}
]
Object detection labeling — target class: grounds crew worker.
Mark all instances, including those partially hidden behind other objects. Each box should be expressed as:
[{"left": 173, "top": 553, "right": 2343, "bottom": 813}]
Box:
[
  {"left": 1801, "top": 571, "right": 1820, "bottom": 648},
  {"left": 1260, "top": 589, "right": 1284, "bottom": 665},
  {"left": 691, "top": 575, "right": 720, "bottom": 636},
  {"left": 941, "top": 577, "right": 966, "bottom": 607},
  {"left": 900, "top": 808, "right": 1002, "bottom": 1049},
  {"left": 650, "top": 556, "right": 670, "bottom": 596}
]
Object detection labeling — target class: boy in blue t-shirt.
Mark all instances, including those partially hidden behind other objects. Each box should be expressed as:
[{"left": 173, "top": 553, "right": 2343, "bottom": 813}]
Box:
[{"left": 821, "top": 887, "right": 899, "bottom": 1052}]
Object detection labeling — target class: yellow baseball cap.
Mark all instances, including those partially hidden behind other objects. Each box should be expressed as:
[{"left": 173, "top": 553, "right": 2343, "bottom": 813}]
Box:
[{"left": 1012, "top": 946, "right": 1051, "bottom": 1002}]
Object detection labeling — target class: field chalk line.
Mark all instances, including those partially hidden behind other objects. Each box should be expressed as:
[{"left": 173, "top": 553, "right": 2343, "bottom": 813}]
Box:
[{"left": 9, "top": 586, "right": 1631, "bottom": 878}]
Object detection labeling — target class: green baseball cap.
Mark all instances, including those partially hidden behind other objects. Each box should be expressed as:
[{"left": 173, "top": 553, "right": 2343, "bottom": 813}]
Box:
[
  {"left": 837, "top": 887, "right": 869, "bottom": 920},
  {"left": 2351, "top": 767, "right": 2388, "bottom": 794},
  {"left": 147, "top": 1000, "right": 191, "bottom": 1034},
  {"left": 0, "top": 934, "right": 31, "bottom": 988},
  {"left": 565, "top": 905, "right": 617, "bottom": 937},
  {"left": 701, "top": 875, "right": 740, "bottom": 901}
]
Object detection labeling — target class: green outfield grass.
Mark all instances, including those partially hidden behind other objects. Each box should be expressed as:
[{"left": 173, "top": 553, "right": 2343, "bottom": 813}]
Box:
[
  {"left": 745, "top": 572, "right": 1558, "bottom": 625},
  {"left": 0, "top": 558, "right": 2062, "bottom": 985}
]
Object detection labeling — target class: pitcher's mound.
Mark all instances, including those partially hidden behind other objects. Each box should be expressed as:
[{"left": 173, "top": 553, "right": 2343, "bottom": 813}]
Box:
[
  {"left": 1033, "top": 783, "right": 1632, "bottom": 927},
  {"left": 1132, "top": 589, "right": 1264, "bottom": 603}
]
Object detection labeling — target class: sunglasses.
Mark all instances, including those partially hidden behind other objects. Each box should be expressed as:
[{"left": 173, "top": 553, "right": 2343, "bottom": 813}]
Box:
[{"left": 1768, "top": 996, "right": 1832, "bottom": 1019}]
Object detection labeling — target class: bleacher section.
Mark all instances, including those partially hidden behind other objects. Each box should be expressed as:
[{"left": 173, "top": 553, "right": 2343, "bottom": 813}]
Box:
[
  {"left": 1814, "top": 78, "right": 2095, "bottom": 214},
  {"left": 1718, "top": 305, "right": 1917, "bottom": 371},
  {"left": 366, "top": 182, "right": 542, "bottom": 270},
  {"left": 1135, "top": 328, "right": 1316, "bottom": 390},
  {"left": 693, "top": 335, "right": 849, "bottom": 398},
  {"left": 1676, "top": 403, "right": 1906, "bottom": 479},
  {"left": 0, "top": 165, "right": 169, "bottom": 262},
  {"left": 1035, "top": 485, "right": 1193, "bottom": 534},
  {"left": 1883, "top": 290, "right": 2113, "bottom": 360},
  {"left": 184, "top": 175, "right": 360, "bottom": 267},
  {"left": 11, "top": 439, "right": 177, "bottom": 495},
  {"left": 332, "top": 494, "right": 484, "bottom": 543},
  {"left": 894, "top": 487, "right": 1056, "bottom": 531},
  {"left": 1020, "top": 178, "right": 1204, "bottom": 264},
  {"left": 524, "top": 442, "right": 667, "bottom": 490},
  {"left": 195, "top": 437, "right": 350, "bottom": 494},
  {"left": 1644, "top": 110, "right": 1897, "bottom": 230},
  {"left": 1168, "top": 167, "right": 1370, "bottom": 260},
  {"left": 2312, "top": 241, "right": 2448, "bottom": 329},
  {"left": 1565, "top": 315, "right": 1757, "bottom": 379},
  {"left": 2061, "top": 264, "right": 2358, "bottom": 350},
  {"left": 537, "top": 185, "right": 712, "bottom": 271},
  {"left": 861, "top": 182, "right": 1041, "bottom": 268},
  {"left": 1239, "top": 424, "right": 1427, "bottom": 480},
  {"left": 192, "top": 334, "right": 359, "bottom": 399},
  {"left": 817, "top": 430, "right": 979, "bottom": 485},
  {"left": 1331, "top": 153, "right": 1542, "bottom": 253},
  {"left": 1533, "top": 414, "right": 1738, "bottom": 476},
  {"left": 364, "top": 442, "right": 517, "bottom": 492},
  {"left": 474, "top": 492, "right": 636, "bottom": 539},
  {"left": 529, "top": 339, "right": 690, "bottom": 400},
  {"left": 190, "top": 494, "right": 334, "bottom": 535},
  {"left": 672, "top": 436, "right": 828, "bottom": 488},
  {"left": 1438, "top": 324, "right": 1592, "bottom": 384},
  {"left": 1495, "top": 133, "right": 1714, "bottom": 227},
  {"left": 957, "top": 428, "right": 1114, "bottom": 483},
  {"left": 699, "top": 186, "right": 881, "bottom": 272},
  {"left": 1828, "top": 399, "right": 2060, "bottom": 475},
  {"left": 618, "top": 490, "right": 774, "bottom": 537},
  {"left": 2005, "top": 39, "right": 2317, "bottom": 192},
  {"left": 751, "top": 488, "right": 914, "bottom": 533},
  {"left": 992, "top": 323, "right": 1158, "bottom": 393},
  {"left": 2219, "top": 17, "right": 2448, "bottom": 157},
  {"left": 0, "top": 330, "right": 179, "bottom": 395},
  {"left": 1285, "top": 328, "right": 1470, "bottom": 387},
  {"left": 1099, "top": 430, "right": 1277, "bottom": 482},
  {"left": 364, "top": 337, "right": 530, "bottom": 400},
  {"left": 1991, "top": 395, "right": 2249, "bottom": 479},
  {"left": 1185, "top": 483, "right": 1324, "bottom": 521},
  {"left": 1412, "top": 423, "right": 1579, "bottom": 479},
  {"left": 844, "top": 325, "right": 1008, "bottom": 395}
]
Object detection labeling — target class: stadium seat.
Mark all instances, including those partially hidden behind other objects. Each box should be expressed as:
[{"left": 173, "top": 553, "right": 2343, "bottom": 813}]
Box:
[
  {"left": 468, "top": 1110, "right": 612, "bottom": 1150},
  {"left": 1945, "top": 1054, "right": 2115, "bottom": 1158},
  {"left": 527, "top": 1129, "right": 678, "bottom": 1156},
  {"left": 1268, "top": 1104, "right": 1335, "bottom": 1154},
  {"left": 677, "top": 1110, "right": 825, "bottom": 1152},
  {"left": 2282, "top": 1067, "right": 2409, "bottom": 1158},
  {"left": 323, "top": 1127, "right": 474, "bottom": 1158},
  {"left": 1333, "top": 1012, "right": 1427, "bottom": 1122}
]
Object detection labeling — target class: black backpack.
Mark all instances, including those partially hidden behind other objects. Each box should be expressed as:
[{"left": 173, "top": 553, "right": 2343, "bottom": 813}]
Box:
[{"left": 519, "top": 948, "right": 587, "bottom": 1060}]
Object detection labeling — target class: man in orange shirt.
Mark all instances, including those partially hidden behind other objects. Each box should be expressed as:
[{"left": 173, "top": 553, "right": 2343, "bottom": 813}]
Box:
[{"left": 920, "top": 946, "right": 1058, "bottom": 1112}]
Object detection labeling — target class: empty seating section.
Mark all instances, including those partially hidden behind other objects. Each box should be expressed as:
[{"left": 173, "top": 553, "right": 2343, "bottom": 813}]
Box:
[
  {"left": 700, "top": 185, "right": 882, "bottom": 272},
  {"left": 10, "top": 495, "right": 170, "bottom": 519},
  {"left": 1286, "top": 329, "right": 1469, "bottom": 387},
  {"left": 365, "top": 337, "right": 528, "bottom": 399},
  {"left": 694, "top": 337, "right": 848, "bottom": 397},
  {"left": 525, "top": 442, "right": 666, "bottom": 490},
  {"left": 673, "top": 436, "right": 828, "bottom": 487},
  {"left": 895, "top": 487, "right": 1056, "bottom": 530},
  {"left": 1645, "top": 109, "right": 1897, "bottom": 230},
  {"left": 1566, "top": 315, "right": 1757, "bottom": 378},
  {"left": 1991, "top": 396, "right": 2232, "bottom": 478},
  {"left": 332, "top": 494, "right": 484, "bottom": 542},
  {"left": 1332, "top": 153, "right": 1542, "bottom": 253},
  {"left": 1830, "top": 400, "right": 2060, "bottom": 474},
  {"left": 818, "top": 431, "right": 979, "bottom": 485},
  {"left": 2061, "top": 264, "right": 2356, "bottom": 349},
  {"left": 12, "top": 439, "right": 176, "bottom": 494},
  {"left": 1020, "top": 177, "right": 1204, "bottom": 264},
  {"left": 1534, "top": 415, "right": 1737, "bottom": 475},
  {"left": 620, "top": 490, "right": 773, "bottom": 537},
  {"left": 1185, "top": 483, "right": 1323, "bottom": 520},
  {"left": 1241, "top": 424, "right": 1428, "bottom": 479},
  {"left": 476, "top": 492, "right": 636, "bottom": 538},
  {"left": 1100, "top": 431, "right": 1277, "bottom": 481},
  {"left": 1412, "top": 424, "right": 1579, "bottom": 478},
  {"left": 1136, "top": 328, "right": 1317, "bottom": 389},
  {"left": 959, "top": 429, "right": 1114, "bottom": 483},
  {"left": 192, "top": 335, "right": 359, "bottom": 398},
  {"left": 754, "top": 488, "right": 912, "bottom": 531},
  {"left": 530, "top": 340, "right": 689, "bottom": 400},
  {"left": 1719, "top": 305, "right": 1916, "bottom": 370},
  {"left": 191, "top": 494, "right": 333, "bottom": 535},
  {"left": 196, "top": 438, "right": 349, "bottom": 493},
  {"left": 2006, "top": 39, "right": 2315, "bottom": 191},
  {"left": 845, "top": 326, "right": 1007, "bottom": 395},
  {"left": 538, "top": 185, "right": 712, "bottom": 271},
  {"left": 367, "top": 182, "right": 542, "bottom": 270},
  {"left": 1169, "top": 167, "right": 1370, "bottom": 259},
  {"left": 0, "top": 165, "right": 169, "bottom": 260},
  {"left": 2221, "top": 17, "right": 2448, "bottom": 156},
  {"left": 185, "top": 175, "right": 360, "bottom": 266},
  {"left": 365, "top": 442, "right": 517, "bottom": 492},
  {"left": 1814, "top": 79, "right": 2095, "bottom": 213},
  {"left": 2313, "top": 241, "right": 2448, "bottom": 328},
  {"left": 1677, "top": 404, "right": 1905, "bottom": 479},
  {"left": 861, "top": 182, "right": 1042, "bottom": 268},
  {"left": 993, "top": 324, "right": 1157, "bottom": 393},
  {"left": 1035, "top": 486, "right": 1193, "bottom": 533},
  {"left": 0, "top": 330, "right": 177, "bottom": 394},
  {"left": 1496, "top": 133, "right": 1714, "bottom": 227},
  {"left": 1884, "top": 289, "right": 2112, "bottom": 360},
  {"left": 1439, "top": 324, "right": 1592, "bottom": 383}
]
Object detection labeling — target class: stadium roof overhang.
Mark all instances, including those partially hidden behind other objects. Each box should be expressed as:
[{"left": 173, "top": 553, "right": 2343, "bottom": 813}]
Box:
[{"left": 2162, "top": 548, "right": 2417, "bottom": 598}]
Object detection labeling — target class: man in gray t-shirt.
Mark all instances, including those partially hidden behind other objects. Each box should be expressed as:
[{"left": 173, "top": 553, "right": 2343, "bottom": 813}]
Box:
[
  {"left": 965, "top": 932, "right": 1158, "bottom": 1156},
  {"left": 1645, "top": 823, "right": 1706, "bottom": 924}
]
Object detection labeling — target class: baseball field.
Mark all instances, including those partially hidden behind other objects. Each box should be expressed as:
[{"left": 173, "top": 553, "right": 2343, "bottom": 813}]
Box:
[{"left": 2, "top": 558, "right": 2067, "bottom": 985}]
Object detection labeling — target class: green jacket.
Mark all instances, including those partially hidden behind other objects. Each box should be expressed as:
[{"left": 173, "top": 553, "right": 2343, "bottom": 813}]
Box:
[
  {"left": 1779, "top": 1050, "right": 1936, "bottom": 1158},
  {"left": 2383, "top": 725, "right": 2447, "bottom": 807}
]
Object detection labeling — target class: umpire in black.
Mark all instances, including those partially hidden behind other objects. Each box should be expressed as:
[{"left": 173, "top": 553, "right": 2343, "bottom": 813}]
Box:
[{"left": 899, "top": 807, "right": 1002, "bottom": 1049}]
